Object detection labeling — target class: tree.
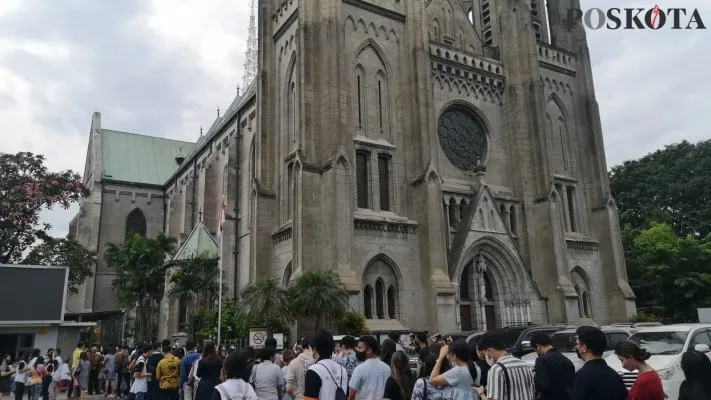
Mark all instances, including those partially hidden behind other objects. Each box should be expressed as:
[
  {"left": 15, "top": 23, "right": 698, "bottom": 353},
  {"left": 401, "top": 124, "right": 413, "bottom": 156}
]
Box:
[
  {"left": 610, "top": 140, "right": 711, "bottom": 237},
  {"left": 0, "top": 152, "right": 89, "bottom": 263},
  {"left": 290, "top": 270, "right": 349, "bottom": 331},
  {"left": 104, "top": 232, "right": 177, "bottom": 341},
  {"left": 240, "top": 277, "right": 294, "bottom": 333},
  {"left": 192, "top": 301, "right": 250, "bottom": 343},
  {"left": 630, "top": 223, "right": 711, "bottom": 321},
  {"left": 22, "top": 231, "right": 96, "bottom": 294},
  {"left": 168, "top": 251, "right": 221, "bottom": 323},
  {"left": 337, "top": 311, "right": 370, "bottom": 336}
]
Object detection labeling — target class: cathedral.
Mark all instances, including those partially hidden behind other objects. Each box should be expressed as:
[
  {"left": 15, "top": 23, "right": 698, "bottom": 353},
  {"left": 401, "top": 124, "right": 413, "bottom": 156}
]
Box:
[{"left": 67, "top": 0, "right": 637, "bottom": 339}]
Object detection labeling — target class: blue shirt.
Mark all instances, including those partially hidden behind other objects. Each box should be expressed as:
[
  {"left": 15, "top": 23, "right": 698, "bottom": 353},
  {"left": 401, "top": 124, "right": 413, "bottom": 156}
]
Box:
[{"left": 180, "top": 351, "right": 200, "bottom": 387}]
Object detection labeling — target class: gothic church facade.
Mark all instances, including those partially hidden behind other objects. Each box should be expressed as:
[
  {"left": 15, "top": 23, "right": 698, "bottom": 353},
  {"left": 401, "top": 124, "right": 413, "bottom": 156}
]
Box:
[{"left": 68, "top": 0, "right": 636, "bottom": 337}]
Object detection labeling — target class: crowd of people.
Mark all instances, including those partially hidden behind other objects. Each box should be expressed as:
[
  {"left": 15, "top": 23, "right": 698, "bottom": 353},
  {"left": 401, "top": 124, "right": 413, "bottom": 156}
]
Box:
[{"left": 1, "top": 325, "right": 711, "bottom": 400}]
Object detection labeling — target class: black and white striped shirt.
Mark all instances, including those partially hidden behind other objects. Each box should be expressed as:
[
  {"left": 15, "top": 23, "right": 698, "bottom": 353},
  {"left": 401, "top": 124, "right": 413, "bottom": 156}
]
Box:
[{"left": 486, "top": 354, "right": 535, "bottom": 400}]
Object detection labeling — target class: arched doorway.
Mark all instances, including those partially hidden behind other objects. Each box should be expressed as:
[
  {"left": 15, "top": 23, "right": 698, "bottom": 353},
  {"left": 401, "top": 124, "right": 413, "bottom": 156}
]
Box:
[{"left": 456, "top": 238, "right": 535, "bottom": 331}]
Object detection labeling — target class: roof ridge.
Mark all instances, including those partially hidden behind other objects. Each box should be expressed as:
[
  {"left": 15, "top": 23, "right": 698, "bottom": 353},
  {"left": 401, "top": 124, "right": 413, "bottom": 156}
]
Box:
[{"left": 101, "top": 128, "right": 195, "bottom": 145}]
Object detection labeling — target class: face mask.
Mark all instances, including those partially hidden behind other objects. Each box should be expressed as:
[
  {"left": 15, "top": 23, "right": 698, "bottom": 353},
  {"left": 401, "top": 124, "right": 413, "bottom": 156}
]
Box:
[
  {"left": 355, "top": 351, "right": 367, "bottom": 362},
  {"left": 486, "top": 355, "right": 494, "bottom": 366}
]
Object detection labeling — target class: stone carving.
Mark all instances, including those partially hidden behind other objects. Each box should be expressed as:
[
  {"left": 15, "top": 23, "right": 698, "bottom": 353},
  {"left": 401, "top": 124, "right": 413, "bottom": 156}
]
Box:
[{"left": 438, "top": 106, "right": 488, "bottom": 170}]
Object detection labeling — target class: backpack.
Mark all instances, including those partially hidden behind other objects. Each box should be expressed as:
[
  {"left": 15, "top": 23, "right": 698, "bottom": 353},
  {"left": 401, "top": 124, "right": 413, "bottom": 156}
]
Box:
[{"left": 315, "top": 362, "right": 347, "bottom": 400}]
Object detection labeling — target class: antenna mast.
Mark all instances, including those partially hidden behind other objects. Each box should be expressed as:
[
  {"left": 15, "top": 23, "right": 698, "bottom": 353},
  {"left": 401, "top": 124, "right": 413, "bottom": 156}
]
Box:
[{"left": 242, "top": 0, "right": 258, "bottom": 90}]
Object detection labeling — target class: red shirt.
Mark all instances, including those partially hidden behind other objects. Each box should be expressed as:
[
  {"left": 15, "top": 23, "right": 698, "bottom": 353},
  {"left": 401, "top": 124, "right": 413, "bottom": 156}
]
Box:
[{"left": 628, "top": 370, "right": 664, "bottom": 400}]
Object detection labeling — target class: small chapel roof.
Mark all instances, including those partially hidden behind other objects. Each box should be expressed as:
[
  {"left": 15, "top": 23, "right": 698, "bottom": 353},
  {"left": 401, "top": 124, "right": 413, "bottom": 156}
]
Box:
[
  {"left": 171, "top": 220, "right": 219, "bottom": 261},
  {"left": 101, "top": 129, "right": 195, "bottom": 186}
]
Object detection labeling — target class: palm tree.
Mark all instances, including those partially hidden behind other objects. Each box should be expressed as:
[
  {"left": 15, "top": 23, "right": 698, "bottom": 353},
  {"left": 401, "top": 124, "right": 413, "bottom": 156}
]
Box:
[
  {"left": 241, "top": 277, "right": 294, "bottom": 332},
  {"left": 168, "top": 251, "right": 221, "bottom": 334},
  {"left": 290, "top": 270, "right": 349, "bottom": 331}
]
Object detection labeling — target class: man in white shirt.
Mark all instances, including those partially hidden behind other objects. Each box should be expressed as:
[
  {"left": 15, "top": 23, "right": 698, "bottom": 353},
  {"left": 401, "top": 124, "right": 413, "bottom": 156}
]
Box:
[
  {"left": 250, "top": 346, "right": 284, "bottom": 400},
  {"left": 303, "top": 330, "right": 348, "bottom": 400},
  {"left": 286, "top": 338, "right": 315, "bottom": 400},
  {"left": 130, "top": 345, "right": 153, "bottom": 400},
  {"left": 348, "top": 336, "right": 391, "bottom": 400}
]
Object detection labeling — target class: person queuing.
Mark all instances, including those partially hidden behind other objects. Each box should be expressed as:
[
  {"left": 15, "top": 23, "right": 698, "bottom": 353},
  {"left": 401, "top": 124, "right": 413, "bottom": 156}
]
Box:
[
  {"left": 529, "top": 332, "right": 574, "bottom": 400},
  {"left": 614, "top": 340, "right": 663, "bottom": 400},
  {"left": 475, "top": 332, "right": 534, "bottom": 400},
  {"left": 303, "top": 330, "right": 349, "bottom": 400},
  {"left": 348, "top": 336, "right": 391, "bottom": 400},
  {"left": 428, "top": 340, "right": 475, "bottom": 400},
  {"left": 572, "top": 326, "right": 627, "bottom": 400}
]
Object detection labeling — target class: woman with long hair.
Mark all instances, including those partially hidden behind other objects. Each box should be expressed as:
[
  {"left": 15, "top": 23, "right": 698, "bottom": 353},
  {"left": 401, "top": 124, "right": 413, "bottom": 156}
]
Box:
[
  {"left": 74, "top": 352, "right": 90, "bottom": 400},
  {"left": 0, "top": 354, "right": 14, "bottom": 400},
  {"left": 428, "top": 340, "right": 474, "bottom": 400},
  {"left": 679, "top": 349, "right": 711, "bottom": 400},
  {"left": 195, "top": 343, "right": 223, "bottom": 400},
  {"left": 615, "top": 340, "right": 663, "bottom": 400},
  {"left": 27, "top": 349, "right": 46, "bottom": 400},
  {"left": 381, "top": 340, "right": 397, "bottom": 368},
  {"left": 383, "top": 351, "right": 416, "bottom": 400}
]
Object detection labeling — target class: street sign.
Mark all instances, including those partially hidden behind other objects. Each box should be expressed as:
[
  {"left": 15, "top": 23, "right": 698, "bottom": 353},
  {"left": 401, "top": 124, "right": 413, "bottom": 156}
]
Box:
[
  {"left": 273, "top": 333, "right": 284, "bottom": 350},
  {"left": 250, "top": 327, "right": 268, "bottom": 349}
]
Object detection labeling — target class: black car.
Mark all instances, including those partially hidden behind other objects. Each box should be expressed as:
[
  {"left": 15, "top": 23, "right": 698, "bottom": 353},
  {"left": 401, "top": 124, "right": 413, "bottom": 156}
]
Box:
[{"left": 498, "top": 324, "right": 570, "bottom": 358}]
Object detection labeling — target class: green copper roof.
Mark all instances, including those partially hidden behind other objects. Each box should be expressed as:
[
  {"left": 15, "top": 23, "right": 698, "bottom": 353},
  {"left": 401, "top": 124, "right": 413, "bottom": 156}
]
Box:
[
  {"left": 172, "top": 221, "right": 219, "bottom": 261},
  {"left": 101, "top": 129, "right": 194, "bottom": 186}
]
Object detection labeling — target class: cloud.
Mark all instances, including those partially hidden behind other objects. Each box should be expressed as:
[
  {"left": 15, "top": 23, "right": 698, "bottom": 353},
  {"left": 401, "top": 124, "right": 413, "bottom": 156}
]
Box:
[
  {"left": 1, "top": 1, "right": 709, "bottom": 240},
  {"left": 0, "top": 0, "right": 249, "bottom": 237}
]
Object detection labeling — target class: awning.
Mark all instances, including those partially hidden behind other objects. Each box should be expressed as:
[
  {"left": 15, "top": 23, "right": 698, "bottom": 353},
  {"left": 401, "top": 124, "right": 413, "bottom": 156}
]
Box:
[{"left": 365, "top": 319, "right": 409, "bottom": 333}]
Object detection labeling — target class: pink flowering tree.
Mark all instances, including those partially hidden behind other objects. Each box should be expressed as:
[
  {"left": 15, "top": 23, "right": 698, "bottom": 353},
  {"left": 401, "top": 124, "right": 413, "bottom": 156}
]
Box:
[{"left": 0, "top": 152, "right": 92, "bottom": 278}]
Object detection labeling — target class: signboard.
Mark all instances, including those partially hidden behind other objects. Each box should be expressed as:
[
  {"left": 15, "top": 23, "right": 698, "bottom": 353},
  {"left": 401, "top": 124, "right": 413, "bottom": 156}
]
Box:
[
  {"left": 249, "top": 327, "right": 267, "bottom": 349},
  {"left": 272, "top": 333, "right": 284, "bottom": 350},
  {"left": 0, "top": 265, "right": 68, "bottom": 323},
  {"left": 698, "top": 308, "right": 711, "bottom": 323}
]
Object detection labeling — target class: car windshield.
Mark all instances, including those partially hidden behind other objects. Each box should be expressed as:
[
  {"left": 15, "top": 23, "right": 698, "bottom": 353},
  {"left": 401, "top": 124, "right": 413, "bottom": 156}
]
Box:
[
  {"left": 628, "top": 331, "right": 689, "bottom": 355},
  {"left": 551, "top": 333, "right": 577, "bottom": 352}
]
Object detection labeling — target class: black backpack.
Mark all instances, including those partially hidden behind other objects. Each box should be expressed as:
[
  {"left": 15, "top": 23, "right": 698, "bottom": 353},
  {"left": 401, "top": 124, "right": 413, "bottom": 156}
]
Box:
[{"left": 316, "top": 362, "right": 347, "bottom": 400}]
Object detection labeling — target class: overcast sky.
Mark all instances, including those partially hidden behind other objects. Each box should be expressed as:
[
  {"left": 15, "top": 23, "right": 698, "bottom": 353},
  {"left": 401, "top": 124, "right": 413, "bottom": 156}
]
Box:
[{"left": 1, "top": 0, "right": 709, "bottom": 238}]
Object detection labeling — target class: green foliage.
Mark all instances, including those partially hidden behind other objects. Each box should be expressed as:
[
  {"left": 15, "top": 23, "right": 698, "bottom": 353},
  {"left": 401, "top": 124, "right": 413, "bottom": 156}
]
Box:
[
  {"left": 169, "top": 251, "right": 221, "bottom": 307},
  {"left": 240, "top": 277, "right": 294, "bottom": 333},
  {"left": 104, "top": 232, "right": 177, "bottom": 342},
  {"left": 22, "top": 231, "right": 96, "bottom": 294},
  {"left": 337, "top": 311, "right": 370, "bottom": 336},
  {"left": 610, "top": 140, "right": 711, "bottom": 237},
  {"left": 0, "top": 152, "right": 90, "bottom": 263},
  {"left": 290, "top": 270, "right": 350, "bottom": 331},
  {"left": 628, "top": 223, "right": 711, "bottom": 321},
  {"left": 629, "top": 311, "right": 659, "bottom": 323},
  {"left": 192, "top": 301, "right": 250, "bottom": 342}
]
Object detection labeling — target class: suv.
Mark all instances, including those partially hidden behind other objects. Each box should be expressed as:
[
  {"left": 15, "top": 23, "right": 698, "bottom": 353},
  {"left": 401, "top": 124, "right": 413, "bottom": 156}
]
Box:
[
  {"left": 495, "top": 324, "right": 569, "bottom": 358},
  {"left": 605, "top": 323, "right": 711, "bottom": 400},
  {"left": 521, "top": 326, "right": 634, "bottom": 371}
]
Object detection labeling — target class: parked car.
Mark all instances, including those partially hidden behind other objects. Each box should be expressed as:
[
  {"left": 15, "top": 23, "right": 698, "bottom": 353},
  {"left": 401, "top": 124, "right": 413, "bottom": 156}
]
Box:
[
  {"left": 521, "top": 326, "right": 634, "bottom": 371},
  {"left": 605, "top": 323, "right": 711, "bottom": 400},
  {"left": 504, "top": 324, "right": 570, "bottom": 358}
]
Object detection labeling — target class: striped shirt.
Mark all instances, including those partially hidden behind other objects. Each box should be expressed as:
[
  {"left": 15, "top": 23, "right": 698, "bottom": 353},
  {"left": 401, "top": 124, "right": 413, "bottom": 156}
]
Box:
[{"left": 487, "top": 354, "right": 535, "bottom": 400}]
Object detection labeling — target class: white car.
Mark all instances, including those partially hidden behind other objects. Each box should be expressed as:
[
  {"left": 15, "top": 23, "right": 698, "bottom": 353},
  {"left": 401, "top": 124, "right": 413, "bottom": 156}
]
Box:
[
  {"left": 521, "top": 326, "right": 634, "bottom": 371},
  {"left": 605, "top": 323, "right": 711, "bottom": 400}
]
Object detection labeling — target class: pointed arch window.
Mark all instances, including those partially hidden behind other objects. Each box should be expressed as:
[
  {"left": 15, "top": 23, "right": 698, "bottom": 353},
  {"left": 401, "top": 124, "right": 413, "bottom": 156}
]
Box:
[
  {"left": 286, "top": 163, "right": 294, "bottom": 221},
  {"left": 558, "top": 116, "right": 568, "bottom": 171},
  {"left": 356, "top": 150, "right": 369, "bottom": 208},
  {"left": 378, "top": 154, "right": 391, "bottom": 211},
  {"left": 460, "top": 199, "right": 468, "bottom": 221},
  {"left": 509, "top": 205, "right": 517, "bottom": 234},
  {"left": 582, "top": 291, "right": 590, "bottom": 317},
  {"left": 387, "top": 285, "right": 396, "bottom": 318},
  {"left": 355, "top": 67, "right": 366, "bottom": 129},
  {"left": 460, "top": 263, "right": 471, "bottom": 301},
  {"left": 290, "top": 82, "right": 297, "bottom": 147},
  {"left": 125, "top": 208, "right": 147, "bottom": 239},
  {"left": 448, "top": 198, "right": 457, "bottom": 227},
  {"left": 574, "top": 285, "right": 583, "bottom": 317},
  {"left": 364, "top": 285, "right": 373, "bottom": 319},
  {"left": 222, "top": 164, "right": 229, "bottom": 198},
  {"left": 375, "top": 279, "right": 385, "bottom": 319},
  {"left": 282, "top": 262, "right": 293, "bottom": 287}
]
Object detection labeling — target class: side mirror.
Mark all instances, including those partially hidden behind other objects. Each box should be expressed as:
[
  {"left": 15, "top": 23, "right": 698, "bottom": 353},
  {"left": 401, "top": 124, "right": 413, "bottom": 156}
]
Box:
[
  {"left": 694, "top": 344, "right": 711, "bottom": 353},
  {"left": 522, "top": 340, "right": 532, "bottom": 348}
]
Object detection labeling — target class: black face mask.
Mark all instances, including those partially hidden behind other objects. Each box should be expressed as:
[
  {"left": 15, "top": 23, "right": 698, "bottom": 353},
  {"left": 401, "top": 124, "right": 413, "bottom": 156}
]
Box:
[{"left": 355, "top": 351, "right": 367, "bottom": 362}]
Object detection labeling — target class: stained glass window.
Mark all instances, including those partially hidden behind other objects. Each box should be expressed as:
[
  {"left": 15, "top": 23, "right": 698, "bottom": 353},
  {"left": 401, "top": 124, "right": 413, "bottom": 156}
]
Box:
[{"left": 437, "top": 106, "right": 489, "bottom": 170}]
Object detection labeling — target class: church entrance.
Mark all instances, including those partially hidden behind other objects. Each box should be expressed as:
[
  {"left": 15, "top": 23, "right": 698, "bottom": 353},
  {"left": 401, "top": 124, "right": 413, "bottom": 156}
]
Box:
[{"left": 457, "top": 248, "right": 533, "bottom": 331}]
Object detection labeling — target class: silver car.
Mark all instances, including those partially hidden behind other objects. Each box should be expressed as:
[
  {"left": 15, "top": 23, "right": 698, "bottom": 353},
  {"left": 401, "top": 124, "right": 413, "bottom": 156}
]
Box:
[{"left": 521, "top": 326, "right": 635, "bottom": 371}]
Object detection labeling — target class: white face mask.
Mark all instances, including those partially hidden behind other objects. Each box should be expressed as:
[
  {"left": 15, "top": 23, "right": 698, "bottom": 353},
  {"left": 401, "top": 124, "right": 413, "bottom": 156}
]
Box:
[{"left": 486, "top": 355, "right": 494, "bottom": 366}]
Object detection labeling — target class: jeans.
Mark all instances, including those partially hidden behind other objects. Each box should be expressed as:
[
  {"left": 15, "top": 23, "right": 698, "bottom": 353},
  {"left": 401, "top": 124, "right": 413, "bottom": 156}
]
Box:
[
  {"left": 15, "top": 382, "right": 25, "bottom": 400},
  {"left": 117, "top": 373, "right": 131, "bottom": 396},
  {"left": 135, "top": 392, "right": 146, "bottom": 400}
]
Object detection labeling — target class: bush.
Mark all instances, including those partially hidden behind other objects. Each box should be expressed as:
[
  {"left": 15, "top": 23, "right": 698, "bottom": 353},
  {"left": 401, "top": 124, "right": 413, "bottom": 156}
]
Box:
[{"left": 337, "top": 311, "right": 370, "bottom": 336}]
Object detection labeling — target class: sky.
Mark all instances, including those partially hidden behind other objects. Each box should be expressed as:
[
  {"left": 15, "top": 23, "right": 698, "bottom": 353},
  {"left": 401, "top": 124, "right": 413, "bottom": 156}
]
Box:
[{"left": 0, "top": 0, "right": 709, "bottom": 238}]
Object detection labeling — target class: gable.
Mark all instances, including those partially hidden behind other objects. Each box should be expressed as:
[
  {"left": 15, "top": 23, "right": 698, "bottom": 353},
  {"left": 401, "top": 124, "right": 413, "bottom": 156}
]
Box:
[{"left": 427, "top": 0, "right": 482, "bottom": 54}]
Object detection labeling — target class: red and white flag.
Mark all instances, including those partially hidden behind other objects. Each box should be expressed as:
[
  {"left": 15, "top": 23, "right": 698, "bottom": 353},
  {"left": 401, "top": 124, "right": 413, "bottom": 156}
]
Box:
[{"left": 219, "top": 198, "right": 226, "bottom": 234}]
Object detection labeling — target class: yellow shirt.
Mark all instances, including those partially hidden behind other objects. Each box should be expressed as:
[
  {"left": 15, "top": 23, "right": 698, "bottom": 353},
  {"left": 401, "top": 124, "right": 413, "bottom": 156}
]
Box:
[
  {"left": 72, "top": 348, "right": 82, "bottom": 369},
  {"left": 156, "top": 354, "right": 180, "bottom": 390}
]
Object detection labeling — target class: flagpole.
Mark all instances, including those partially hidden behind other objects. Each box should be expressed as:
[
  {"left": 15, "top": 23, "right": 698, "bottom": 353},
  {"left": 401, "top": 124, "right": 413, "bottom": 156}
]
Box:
[{"left": 217, "top": 197, "right": 225, "bottom": 346}]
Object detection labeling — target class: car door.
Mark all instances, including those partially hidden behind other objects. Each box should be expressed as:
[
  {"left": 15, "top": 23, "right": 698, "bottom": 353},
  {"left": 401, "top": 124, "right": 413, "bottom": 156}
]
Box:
[{"left": 688, "top": 328, "right": 711, "bottom": 361}]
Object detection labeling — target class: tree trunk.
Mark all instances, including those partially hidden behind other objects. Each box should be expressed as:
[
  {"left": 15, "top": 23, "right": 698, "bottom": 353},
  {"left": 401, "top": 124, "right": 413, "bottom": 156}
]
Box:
[{"left": 314, "top": 314, "right": 321, "bottom": 331}]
